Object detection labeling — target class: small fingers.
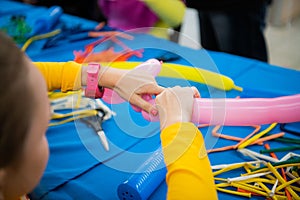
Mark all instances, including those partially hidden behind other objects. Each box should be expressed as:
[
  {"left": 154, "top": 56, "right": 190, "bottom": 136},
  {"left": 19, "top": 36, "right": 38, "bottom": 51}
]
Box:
[
  {"left": 191, "top": 86, "right": 200, "bottom": 98},
  {"left": 130, "top": 94, "right": 158, "bottom": 116}
]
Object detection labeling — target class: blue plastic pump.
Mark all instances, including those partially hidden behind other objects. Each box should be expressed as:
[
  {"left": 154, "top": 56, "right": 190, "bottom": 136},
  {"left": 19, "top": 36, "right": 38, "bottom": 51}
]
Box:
[
  {"left": 33, "top": 6, "right": 63, "bottom": 35},
  {"left": 117, "top": 148, "right": 167, "bottom": 200}
]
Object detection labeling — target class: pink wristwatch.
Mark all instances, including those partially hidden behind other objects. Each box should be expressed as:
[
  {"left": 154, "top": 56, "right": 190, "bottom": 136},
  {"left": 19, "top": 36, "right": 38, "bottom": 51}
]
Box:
[{"left": 85, "top": 63, "right": 104, "bottom": 98}]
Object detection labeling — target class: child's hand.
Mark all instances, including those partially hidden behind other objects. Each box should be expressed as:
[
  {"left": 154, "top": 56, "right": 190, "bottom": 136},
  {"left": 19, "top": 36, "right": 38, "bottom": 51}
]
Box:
[
  {"left": 109, "top": 68, "right": 164, "bottom": 115},
  {"left": 155, "top": 86, "right": 200, "bottom": 130}
]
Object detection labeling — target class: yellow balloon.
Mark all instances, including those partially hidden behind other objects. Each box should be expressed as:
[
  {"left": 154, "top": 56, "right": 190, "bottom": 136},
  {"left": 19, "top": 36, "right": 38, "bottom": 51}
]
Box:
[{"left": 100, "top": 61, "right": 243, "bottom": 92}]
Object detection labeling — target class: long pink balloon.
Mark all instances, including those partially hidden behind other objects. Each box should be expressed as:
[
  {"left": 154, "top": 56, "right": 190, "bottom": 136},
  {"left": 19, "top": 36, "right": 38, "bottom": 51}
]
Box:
[{"left": 141, "top": 94, "right": 300, "bottom": 125}]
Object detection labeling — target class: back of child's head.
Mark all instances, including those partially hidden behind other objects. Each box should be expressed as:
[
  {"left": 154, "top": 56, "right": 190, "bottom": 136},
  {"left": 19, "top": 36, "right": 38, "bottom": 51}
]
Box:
[{"left": 0, "top": 31, "right": 35, "bottom": 168}]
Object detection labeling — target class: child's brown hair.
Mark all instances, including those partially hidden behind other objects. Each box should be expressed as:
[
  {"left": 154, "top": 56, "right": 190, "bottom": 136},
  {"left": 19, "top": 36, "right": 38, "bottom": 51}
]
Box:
[{"left": 0, "top": 31, "right": 35, "bottom": 168}]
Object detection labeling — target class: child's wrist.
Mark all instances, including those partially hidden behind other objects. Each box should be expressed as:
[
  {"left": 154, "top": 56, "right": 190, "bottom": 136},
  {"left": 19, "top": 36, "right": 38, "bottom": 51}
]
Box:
[
  {"left": 98, "top": 67, "right": 124, "bottom": 89},
  {"left": 81, "top": 65, "right": 87, "bottom": 86}
]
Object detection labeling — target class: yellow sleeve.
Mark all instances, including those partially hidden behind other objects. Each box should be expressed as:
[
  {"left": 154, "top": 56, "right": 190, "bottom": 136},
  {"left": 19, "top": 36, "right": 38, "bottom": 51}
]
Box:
[
  {"left": 144, "top": 0, "right": 186, "bottom": 27},
  {"left": 33, "top": 61, "right": 82, "bottom": 92},
  {"left": 161, "top": 122, "right": 218, "bottom": 200}
]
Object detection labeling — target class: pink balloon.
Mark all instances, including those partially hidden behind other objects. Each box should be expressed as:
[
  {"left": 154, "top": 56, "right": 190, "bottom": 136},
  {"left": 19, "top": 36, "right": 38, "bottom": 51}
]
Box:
[
  {"left": 142, "top": 94, "right": 300, "bottom": 125},
  {"left": 102, "top": 88, "right": 124, "bottom": 104}
]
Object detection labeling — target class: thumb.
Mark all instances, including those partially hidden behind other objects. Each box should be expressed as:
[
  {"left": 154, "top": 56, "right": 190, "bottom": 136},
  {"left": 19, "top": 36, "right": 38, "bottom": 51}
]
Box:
[{"left": 145, "top": 85, "right": 165, "bottom": 95}]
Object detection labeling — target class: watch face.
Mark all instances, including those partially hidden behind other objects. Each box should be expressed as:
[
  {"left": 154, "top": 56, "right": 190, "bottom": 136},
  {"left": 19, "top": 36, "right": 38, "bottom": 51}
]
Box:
[{"left": 87, "top": 63, "right": 100, "bottom": 74}]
